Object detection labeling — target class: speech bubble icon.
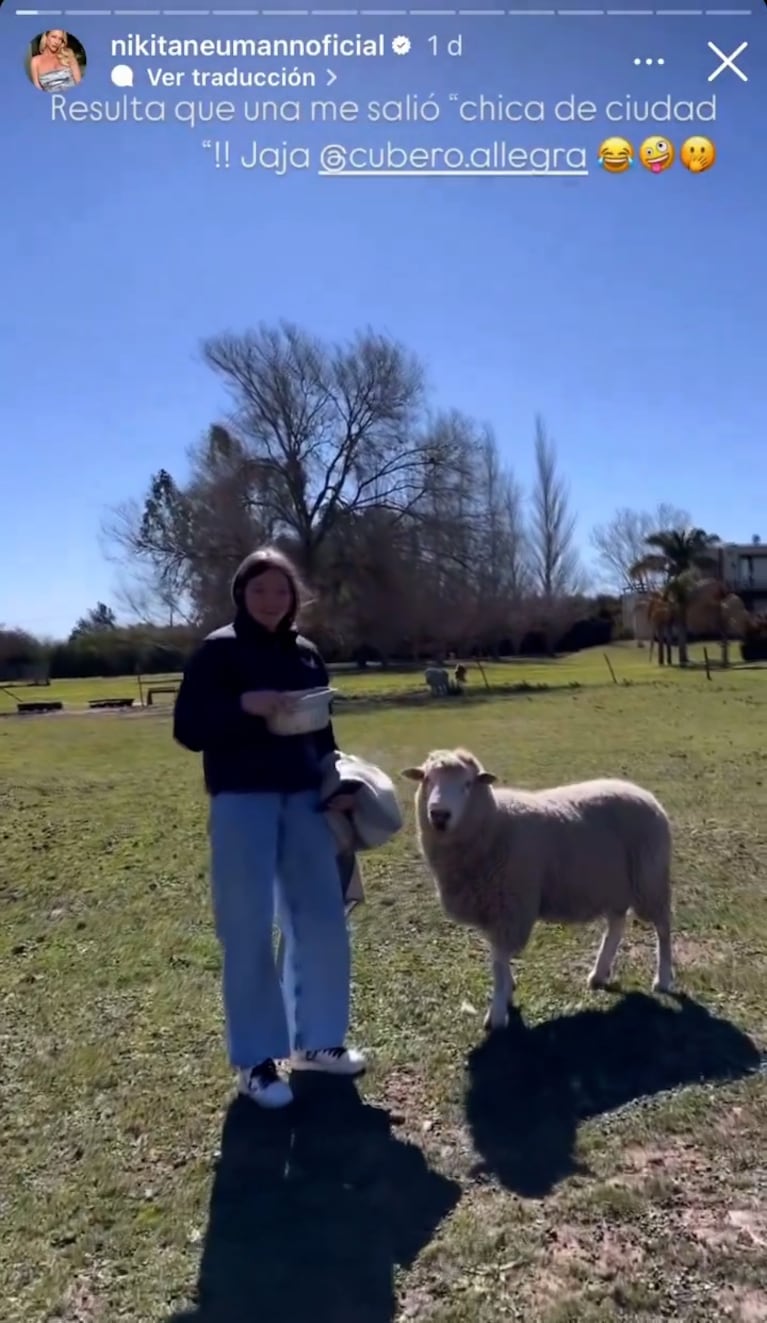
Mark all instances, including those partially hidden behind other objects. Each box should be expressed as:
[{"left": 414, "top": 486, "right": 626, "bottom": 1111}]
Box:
[{"left": 111, "top": 64, "right": 134, "bottom": 88}]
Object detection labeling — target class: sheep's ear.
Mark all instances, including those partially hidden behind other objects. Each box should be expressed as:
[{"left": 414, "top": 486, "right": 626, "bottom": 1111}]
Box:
[
  {"left": 401, "top": 766, "right": 425, "bottom": 781},
  {"left": 476, "top": 771, "right": 497, "bottom": 784}
]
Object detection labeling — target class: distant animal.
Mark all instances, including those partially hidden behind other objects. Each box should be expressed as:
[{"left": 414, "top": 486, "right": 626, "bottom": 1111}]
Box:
[
  {"left": 424, "top": 665, "right": 450, "bottom": 697},
  {"left": 401, "top": 747, "right": 674, "bottom": 1031}
]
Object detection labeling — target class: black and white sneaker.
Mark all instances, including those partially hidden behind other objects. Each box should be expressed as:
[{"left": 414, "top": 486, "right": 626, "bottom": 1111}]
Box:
[
  {"left": 237, "top": 1059, "right": 294, "bottom": 1108},
  {"left": 291, "top": 1047, "right": 366, "bottom": 1078}
]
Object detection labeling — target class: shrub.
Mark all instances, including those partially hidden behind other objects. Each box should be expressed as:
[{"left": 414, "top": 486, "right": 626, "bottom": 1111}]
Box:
[{"left": 740, "top": 613, "right": 767, "bottom": 662}]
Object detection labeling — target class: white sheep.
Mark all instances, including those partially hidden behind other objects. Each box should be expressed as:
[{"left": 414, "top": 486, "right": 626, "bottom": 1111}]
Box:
[{"left": 401, "top": 747, "right": 674, "bottom": 1031}]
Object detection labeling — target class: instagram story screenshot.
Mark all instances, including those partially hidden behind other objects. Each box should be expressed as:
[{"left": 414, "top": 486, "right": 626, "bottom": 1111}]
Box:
[{"left": 0, "top": 0, "right": 766, "bottom": 1321}]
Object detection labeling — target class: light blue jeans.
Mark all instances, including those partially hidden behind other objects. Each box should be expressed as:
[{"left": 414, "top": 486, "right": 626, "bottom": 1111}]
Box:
[{"left": 208, "top": 789, "right": 350, "bottom": 1068}]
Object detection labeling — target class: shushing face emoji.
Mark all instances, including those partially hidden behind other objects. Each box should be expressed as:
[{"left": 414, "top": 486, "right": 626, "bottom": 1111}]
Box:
[
  {"left": 639, "top": 137, "right": 675, "bottom": 173},
  {"left": 680, "top": 136, "right": 716, "bottom": 173},
  {"left": 598, "top": 137, "right": 634, "bottom": 174}
]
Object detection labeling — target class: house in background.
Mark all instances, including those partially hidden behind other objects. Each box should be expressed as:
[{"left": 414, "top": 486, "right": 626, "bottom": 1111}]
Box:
[
  {"left": 622, "top": 536, "right": 766, "bottom": 641},
  {"left": 717, "top": 538, "right": 767, "bottom": 615},
  {"left": 622, "top": 591, "right": 651, "bottom": 640}
]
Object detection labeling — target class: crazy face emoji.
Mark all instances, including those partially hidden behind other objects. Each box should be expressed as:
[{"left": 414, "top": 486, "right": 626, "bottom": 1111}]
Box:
[
  {"left": 597, "top": 137, "right": 634, "bottom": 174},
  {"left": 680, "top": 136, "right": 716, "bottom": 173},
  {"left": 639, "top": 137, "right": 675, "bottom": 174}
]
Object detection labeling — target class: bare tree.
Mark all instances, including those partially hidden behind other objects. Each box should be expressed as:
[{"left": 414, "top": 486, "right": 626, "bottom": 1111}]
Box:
[
  {"left": 460, "top": 436, "right": 532, "bottom": 651},
  {"left": 104, "top": 324, "right": 453, "bottom": 625},
  {"left": 112, "top": 564, "right": 192, "bottom": 629},
  {"left": 103, "top": 324, "right": 627, "bottom": 660},
  {"left": 528, "top": 417, "right": 583, "bottom": 598},
  {"left": 501, "top": 475, "right": 531, "bottom": 600},
  {"left": 103, "top": 469, "right": 198, "bottom": 622},
  {"left": 590, "top": 503, "right": 691, "bottom": 593},
  {"left": 201, "top": 323, "right": 440, "bottom": 574},
  {"left": 393, "top": 412, "right": 498, "bottom": 655},
  {"left": 499, "top": 476, "right": 534, "bottom": 654}
]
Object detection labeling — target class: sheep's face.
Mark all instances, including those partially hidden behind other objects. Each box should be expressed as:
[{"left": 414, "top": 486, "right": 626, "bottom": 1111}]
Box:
[{"left": 402, "top": 750, "right": 496, "bottom": 834}]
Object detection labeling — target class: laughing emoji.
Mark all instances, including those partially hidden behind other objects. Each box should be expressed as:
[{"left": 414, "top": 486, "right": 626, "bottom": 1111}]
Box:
[
  {"left": 597, "top": 136, "right": 634, "bottom": 174},
  {"left": 639, "top": 137, "right": 675, "bottom": 174}
]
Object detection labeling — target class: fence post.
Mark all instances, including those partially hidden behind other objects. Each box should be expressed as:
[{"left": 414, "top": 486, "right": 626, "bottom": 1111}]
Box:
[
  {"left": 475, "top": 658, "right": 491, "bottom": 690},
  {"left": 603, "top": 652, "right": 618, "bottom": 684},
  {"left": 703, "top": 647, "right": 712, "bottom": 681}
]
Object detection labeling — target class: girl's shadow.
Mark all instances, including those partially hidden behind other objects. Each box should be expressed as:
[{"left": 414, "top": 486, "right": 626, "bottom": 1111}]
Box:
[{"left": 169, "top": 1075, "right": 460, "bottom": 1323}]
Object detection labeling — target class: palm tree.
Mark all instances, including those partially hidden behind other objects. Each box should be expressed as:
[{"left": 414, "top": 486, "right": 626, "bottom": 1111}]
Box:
[
  {"left": 630, "top": 527, "right": 720, "bottom": 666},
  {"left": 690, "top": 580, "right": 749, "bottom": 668},
  {"left": 664, "top": 567, "right": 706, "bottom": 666},
  {"left": 644, "top": 527, "right": 720, "bottom": 578},
  {"left": 645, "top": 591, "right": 673, "bottom": 666}
]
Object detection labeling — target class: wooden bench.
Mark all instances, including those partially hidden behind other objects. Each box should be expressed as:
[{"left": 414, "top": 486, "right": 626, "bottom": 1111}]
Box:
[
  {"left": 16, "top": 701, "right": 63, "bottom": 714},
  {"left": 88, "top": 697, "right": 135, "bottom": 710},
  {"left": 146, "top": 686, "right": 179, "bottom": 706}
]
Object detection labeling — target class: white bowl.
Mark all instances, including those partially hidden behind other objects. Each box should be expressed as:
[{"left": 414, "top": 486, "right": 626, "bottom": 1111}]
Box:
[{"left": 266, "top": 687, "right": 338, "bottom": 736}]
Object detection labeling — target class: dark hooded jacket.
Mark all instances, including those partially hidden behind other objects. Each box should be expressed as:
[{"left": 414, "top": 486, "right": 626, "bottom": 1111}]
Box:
[{"left": 173, "top": 557, "right": 336, "bottom": 796}]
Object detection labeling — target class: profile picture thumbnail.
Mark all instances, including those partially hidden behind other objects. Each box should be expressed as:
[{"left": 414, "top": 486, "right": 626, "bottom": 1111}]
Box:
[{"left": 26, "top": 30, "right": 87, "bottom": 93}]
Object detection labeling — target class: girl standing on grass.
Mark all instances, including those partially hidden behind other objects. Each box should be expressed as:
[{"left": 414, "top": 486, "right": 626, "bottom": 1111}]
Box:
[{"left": 173, "top": 547, "right": 365, "bottom": 1109}]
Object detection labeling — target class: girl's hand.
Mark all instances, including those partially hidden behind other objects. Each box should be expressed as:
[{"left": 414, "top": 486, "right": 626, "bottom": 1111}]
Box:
[
  {"left": 326, "top": 792, "right": 358, "bottom": 813},
  {"left": 240, "top": 690, "right": 296, "bottom": 718}
]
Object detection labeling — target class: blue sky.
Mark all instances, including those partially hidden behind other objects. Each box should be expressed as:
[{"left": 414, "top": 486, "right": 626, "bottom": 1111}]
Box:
[{"left": 0, "top": 3, "right": 764, "bottom": 637}]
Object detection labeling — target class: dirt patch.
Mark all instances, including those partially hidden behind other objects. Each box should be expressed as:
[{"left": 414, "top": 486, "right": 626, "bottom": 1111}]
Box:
[
  {"left": 0, "top": 706, "right": 168, "bottom": 720},
  {"left": 718, "top": 1285, "right": 767, "bottom": 1321},
  {"left": 712, "top": 1106, "right": 753, "bottom": 1139},
  {"left": 603, "top": 1133, "right": 766, "bottom": 1229},
  {"left": 611, "top": 1139, "right": 704, "bottom": 1188},
  {"left": 551, "top": 1222, "right": 644, "bottom": 1275},
  {"left": 521, "top": 1221, "right": 644, "bottom": 1312},
  {"left": 399, "top": 1286, "right": 437, "bottom": 1318},
  {"left": 4, "top": 707, "right": 153, "bottom": 722},
  {"left": 378, "top": 1067, "right": 440, "bottom": 1135},
  {"left": 376, "top": 1072, "right": 474, "bottom": 1171},
  {"left": 514, "top": 1128, "right": 767, "bottom": 1317},
  {"left": 54, "top": 1280, "right": 105, "bottom": 1321},
  {"left": 673, "top": 936, "right": 728, "bottom": 968},
  {"left": 681, "top": 1206, "right": 767, "bottom": 1251}
]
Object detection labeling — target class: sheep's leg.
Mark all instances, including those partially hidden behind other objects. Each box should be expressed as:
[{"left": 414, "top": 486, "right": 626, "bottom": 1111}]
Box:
[
  {"left": 652, "top": 914, "right": 674, "bottom": 993},
  {"left": 587, "top": 914, "right": 626, "bottom": 990},
  {"left": 484, "top": 948, "right": 515, "bottom": 1031}
]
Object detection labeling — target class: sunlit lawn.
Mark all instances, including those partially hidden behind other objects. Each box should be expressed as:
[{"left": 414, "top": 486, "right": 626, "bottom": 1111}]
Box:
[
  {"left": 1, "top": 671, "right": 765, "bottom": 1320},
  {"left": 0, "top": 641, "right": 760, "bottom": 716}
]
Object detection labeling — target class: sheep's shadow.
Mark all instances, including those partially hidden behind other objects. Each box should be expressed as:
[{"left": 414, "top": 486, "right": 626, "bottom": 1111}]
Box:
[
  {"left": 167, "top": 1075, "right": 460, "bottom": 1323},
  {"left": 465, "top": 991, "right": 762, "bottom": 1198}
]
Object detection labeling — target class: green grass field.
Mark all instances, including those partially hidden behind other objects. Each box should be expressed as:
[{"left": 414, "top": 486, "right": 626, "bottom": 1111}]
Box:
[
  {"left": 1, "top": 670, "right": 766, "bottom": 1321},
  {"left": 0, "top": 641, "right": 761, "bottom": 716}
]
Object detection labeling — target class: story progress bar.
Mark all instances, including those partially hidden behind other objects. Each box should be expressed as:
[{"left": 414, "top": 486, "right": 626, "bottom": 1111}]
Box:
[{"left": 12, "top": 6, "right": 757, "bottom": 14}]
